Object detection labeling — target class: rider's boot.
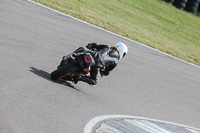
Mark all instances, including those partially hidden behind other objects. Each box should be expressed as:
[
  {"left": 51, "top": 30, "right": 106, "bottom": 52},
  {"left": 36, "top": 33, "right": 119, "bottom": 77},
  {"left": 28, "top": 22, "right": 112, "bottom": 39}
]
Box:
[
  {"left": 73, "top": 75, "right": 97, "bottom": 85},
  {"left": 73, "top": 75, "right": 81, "bottom": 84}
]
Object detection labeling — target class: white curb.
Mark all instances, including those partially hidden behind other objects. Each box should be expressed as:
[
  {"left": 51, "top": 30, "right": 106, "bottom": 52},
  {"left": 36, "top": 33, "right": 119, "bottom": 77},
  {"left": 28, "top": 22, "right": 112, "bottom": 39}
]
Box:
[{"left": 84, "top": 115, "right": 200, "bottom": 133}]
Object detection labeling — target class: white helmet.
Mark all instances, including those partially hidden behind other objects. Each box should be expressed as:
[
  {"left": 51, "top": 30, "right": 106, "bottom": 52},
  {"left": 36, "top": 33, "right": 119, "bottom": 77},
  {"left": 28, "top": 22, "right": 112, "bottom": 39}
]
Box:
[{"left": 115, "top": 42, "right": 128, "bottom": 60}]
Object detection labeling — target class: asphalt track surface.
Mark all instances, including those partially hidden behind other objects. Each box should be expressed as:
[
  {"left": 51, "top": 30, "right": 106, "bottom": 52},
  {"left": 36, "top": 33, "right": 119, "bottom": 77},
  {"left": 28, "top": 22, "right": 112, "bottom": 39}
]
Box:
[{"left": 0, "top": 0, "right": 200, "bottom": 132}]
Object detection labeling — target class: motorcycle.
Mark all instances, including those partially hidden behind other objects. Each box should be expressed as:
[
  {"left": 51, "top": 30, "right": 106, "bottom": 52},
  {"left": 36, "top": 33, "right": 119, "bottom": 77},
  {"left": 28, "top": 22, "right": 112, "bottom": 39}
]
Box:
[{"left": 51, "top": 52, "right": 95, "bottom": 82}]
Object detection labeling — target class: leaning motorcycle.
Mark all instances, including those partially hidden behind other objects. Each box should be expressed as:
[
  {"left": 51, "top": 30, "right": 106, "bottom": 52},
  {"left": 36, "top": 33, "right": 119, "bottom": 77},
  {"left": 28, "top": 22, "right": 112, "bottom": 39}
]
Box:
[{"left": 51, "top": 52, "right": 95, "bottom": 82}]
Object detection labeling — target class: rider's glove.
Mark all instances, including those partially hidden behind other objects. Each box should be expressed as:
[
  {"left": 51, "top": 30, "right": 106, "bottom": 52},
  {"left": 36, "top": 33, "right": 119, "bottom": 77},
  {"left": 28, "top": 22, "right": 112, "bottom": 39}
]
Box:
[
  {"left": 86, "top": 43, "right": 97, "bottom": 49},
  {"left": 86, "top": 43, "right": 93, "bottom": 49}
]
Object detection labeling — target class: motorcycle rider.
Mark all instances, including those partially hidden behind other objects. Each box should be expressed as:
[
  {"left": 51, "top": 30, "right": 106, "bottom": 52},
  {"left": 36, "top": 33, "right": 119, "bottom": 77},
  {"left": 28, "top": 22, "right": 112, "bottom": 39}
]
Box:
[{"left": 61, "top": 42, "right": 128, "bottom": 86}]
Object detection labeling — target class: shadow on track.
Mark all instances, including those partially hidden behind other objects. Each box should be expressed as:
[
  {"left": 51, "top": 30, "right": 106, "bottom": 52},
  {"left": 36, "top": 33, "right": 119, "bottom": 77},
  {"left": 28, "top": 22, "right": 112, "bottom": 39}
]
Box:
[{"left": 29, "top": 67, "right": 80, "bottom": 91}]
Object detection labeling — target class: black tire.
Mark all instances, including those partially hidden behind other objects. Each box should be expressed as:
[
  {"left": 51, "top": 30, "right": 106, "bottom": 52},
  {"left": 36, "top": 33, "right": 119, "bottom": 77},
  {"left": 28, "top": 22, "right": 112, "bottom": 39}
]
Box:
[
  {"left": 186, "top": 1, "right": 199, "bottom": 8},
  {"left": 184, "top": 0, "right": 200, "bottom": 13},
  {"left": 184, "top": 6, "right": 197, "bottom": 12},
  {"left": 173, "top": 1, "right": 186, "bottom": 8},
  {"left": 51, "top": 62, "right": 81, "bottom": 80},
  {"left": 198, "top": 4, "right": 200, "bottom": 13},
  {"left": 164, "top": 0, "right": 175, "bottom": 3},
  {"left": 192, "top": 0, "right": 200, "bottom": 3},
  {"left": 177, "top": 0, "right": 188, "bottom": 3}
]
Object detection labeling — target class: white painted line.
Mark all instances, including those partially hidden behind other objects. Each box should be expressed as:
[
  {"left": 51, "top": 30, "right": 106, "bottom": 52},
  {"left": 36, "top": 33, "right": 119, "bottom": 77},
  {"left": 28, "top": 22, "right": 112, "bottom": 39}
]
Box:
[
  {"left": 84, "top": 115, "right": 200, "bottom": 133},
  {"left": 187, "top": 128, "right": 200, "bottom": 133},
  {"left": 125, "top": 119, "right": 171, "bottom": 133},
  {"left": 27, "top": 0, "right": 200, "bottom": 69},
  {"left": 96, "top": 124, "right": 120, "bottom": 133}
]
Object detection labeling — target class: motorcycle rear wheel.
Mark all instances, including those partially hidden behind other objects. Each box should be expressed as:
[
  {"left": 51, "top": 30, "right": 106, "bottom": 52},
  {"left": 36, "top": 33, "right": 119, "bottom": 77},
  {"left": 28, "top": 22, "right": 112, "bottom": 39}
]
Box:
[{"left": 51, "top": 62, "right": 80, "bottom": 80}]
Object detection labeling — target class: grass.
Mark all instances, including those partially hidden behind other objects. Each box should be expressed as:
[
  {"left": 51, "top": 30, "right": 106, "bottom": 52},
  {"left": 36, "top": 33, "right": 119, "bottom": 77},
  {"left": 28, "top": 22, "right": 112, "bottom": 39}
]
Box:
[{"left": 33, "top": 0, "right": 200, "bottom": 66}]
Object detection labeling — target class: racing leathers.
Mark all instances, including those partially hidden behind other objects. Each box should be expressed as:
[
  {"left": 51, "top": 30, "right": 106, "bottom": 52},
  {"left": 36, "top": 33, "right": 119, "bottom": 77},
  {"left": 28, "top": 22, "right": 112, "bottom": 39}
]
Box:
[{"left": 73, "top": 43, "right": 120, "bottom": 85}]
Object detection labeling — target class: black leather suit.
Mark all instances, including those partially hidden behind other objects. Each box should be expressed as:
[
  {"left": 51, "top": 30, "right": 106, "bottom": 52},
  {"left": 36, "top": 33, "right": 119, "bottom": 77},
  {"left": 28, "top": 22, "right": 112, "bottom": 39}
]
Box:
[{"left": 74, "top": 43, "right": 120, "bottom": 85}]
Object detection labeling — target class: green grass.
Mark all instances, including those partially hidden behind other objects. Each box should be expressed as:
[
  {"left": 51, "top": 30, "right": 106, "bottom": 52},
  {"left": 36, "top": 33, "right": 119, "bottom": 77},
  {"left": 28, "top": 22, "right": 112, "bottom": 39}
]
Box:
[{"left": 33, "top": 0, "right": 200, "bottom": 66}]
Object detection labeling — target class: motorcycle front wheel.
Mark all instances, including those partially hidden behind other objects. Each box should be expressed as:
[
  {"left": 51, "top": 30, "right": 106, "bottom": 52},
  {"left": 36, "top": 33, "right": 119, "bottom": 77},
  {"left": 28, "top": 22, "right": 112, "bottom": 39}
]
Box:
[{"left": 51, "top": 62, "right": 80, "bottom": 80}]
